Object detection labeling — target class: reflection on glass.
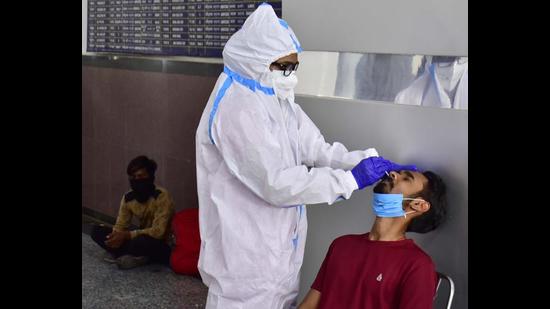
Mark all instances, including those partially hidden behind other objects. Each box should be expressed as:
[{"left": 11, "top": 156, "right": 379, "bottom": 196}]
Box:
[
  {"left": 295, "top": 51, "right": 468, "bottom": 110},
  {"left": 335, "top": 53, "right": 418, "bottom": 102},
  {"left": 395, "top": 56, "right": 468, "bottom": 110}
]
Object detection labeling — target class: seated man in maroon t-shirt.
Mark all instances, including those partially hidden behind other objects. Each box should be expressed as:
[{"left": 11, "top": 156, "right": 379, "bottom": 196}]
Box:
[{"left": 298, "top": 169, "right": 448, "bottom": 309}]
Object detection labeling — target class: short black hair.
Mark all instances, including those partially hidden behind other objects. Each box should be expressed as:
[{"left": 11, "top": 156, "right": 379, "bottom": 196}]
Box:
[
  {"left": 127, "top": 155, "right": 157, "bottom": 177},
  {"left": 407, "top": 171, "right": 448, "bottom": 234}
]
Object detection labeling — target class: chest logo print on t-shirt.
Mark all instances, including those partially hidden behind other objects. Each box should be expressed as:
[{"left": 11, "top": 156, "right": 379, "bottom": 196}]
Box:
[{"left": 376, "top": 273, "right": 383, "bottom": 282}]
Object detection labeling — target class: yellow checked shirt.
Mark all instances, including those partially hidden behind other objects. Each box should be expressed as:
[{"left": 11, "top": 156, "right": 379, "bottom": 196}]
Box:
[{"left": 113, "top": 186, "right": 175, "bottom": 242}]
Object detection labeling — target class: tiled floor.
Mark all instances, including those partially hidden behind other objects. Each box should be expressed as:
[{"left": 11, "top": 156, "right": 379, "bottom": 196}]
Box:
[{"left": 82, "top": 229, "right": 208, "bottom": 309}]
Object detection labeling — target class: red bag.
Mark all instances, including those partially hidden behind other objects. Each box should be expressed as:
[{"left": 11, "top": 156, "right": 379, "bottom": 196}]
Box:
[{"left": 170, "top": 208, "right": 200, "bottom": 276}]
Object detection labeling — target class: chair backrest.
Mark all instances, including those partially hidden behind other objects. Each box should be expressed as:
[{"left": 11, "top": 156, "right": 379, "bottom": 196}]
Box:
[{"left": 435, "top": 272, "right": 455, "bottom": 309}]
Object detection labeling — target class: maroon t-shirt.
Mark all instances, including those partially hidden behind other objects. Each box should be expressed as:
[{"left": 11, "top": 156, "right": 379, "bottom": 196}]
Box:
[{"left": 311, "top": 233, "right": 437, "bottom": 309}]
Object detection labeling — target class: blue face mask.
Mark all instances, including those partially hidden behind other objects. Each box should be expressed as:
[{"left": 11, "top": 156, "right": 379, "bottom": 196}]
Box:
[{"left": 372, "top": 193, "right": 423, "bottom": 218}]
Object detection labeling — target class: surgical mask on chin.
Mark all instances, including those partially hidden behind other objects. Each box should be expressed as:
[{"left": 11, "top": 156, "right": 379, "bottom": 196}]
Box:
[
  {"left": 269, "top": 70, "right": 298, "bottom": 101},
  {"left": 372, "top": 193, "right": 423, "bottom": 218}
]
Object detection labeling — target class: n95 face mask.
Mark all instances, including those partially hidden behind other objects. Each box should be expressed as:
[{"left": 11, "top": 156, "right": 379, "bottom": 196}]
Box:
[{"left": 269, "top": 70, "right": 298, "bottom": 101}]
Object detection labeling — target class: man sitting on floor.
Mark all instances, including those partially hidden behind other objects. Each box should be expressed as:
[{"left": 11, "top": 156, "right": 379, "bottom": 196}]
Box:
[{"left": 90, "top": 155, "right": 175, "bottom": 269}]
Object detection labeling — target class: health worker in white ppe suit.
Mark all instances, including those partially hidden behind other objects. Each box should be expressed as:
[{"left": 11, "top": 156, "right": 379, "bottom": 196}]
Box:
[{"left": 195, "top": 4, "right": 417, "bottom": 309}]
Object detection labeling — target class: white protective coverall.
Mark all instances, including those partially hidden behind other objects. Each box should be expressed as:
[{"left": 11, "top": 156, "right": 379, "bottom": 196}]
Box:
[{"left": 195, "top": 4, "right": 378, "bottom": 308}]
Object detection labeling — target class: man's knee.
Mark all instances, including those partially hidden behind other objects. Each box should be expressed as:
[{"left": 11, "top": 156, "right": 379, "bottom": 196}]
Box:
[
  {"left": 130, "top": 234, "right": 162, "bottom": 247},
  {"left": 126, "top": 235, "right": 169, "bottom": 258},
  {"left": 90, "top": 225, "right": 111, "bottom": 243}
]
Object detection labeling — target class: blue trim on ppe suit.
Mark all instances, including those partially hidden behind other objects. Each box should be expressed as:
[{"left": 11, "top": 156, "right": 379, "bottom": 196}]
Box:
[
  {"left": 208, "top": 77, "right": 234, "bottom": 145},
  {"left": 208, "top": 66, "right": 275, "bottom": 144}
]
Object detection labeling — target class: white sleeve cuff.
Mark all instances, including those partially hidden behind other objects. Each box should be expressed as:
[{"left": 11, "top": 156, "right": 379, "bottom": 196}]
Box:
[
  {"left": 329, "top": 171, "right": 359, "bottom": 205},
  {"left": 364, "top": 148, "right": 379, "bottom": 158},
  {"left": 344, "top": 170, "right": 359, "bottom": 191}
]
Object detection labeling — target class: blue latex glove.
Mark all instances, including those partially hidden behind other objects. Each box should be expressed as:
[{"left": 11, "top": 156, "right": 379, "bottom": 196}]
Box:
[{"left": 351, "top": 156, "right": 418, "bottom": 190}]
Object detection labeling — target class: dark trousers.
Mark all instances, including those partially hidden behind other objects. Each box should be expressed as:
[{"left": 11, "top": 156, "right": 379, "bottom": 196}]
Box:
[{"left": 90, "top": 225, "right": 171, "bottom": 265}]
